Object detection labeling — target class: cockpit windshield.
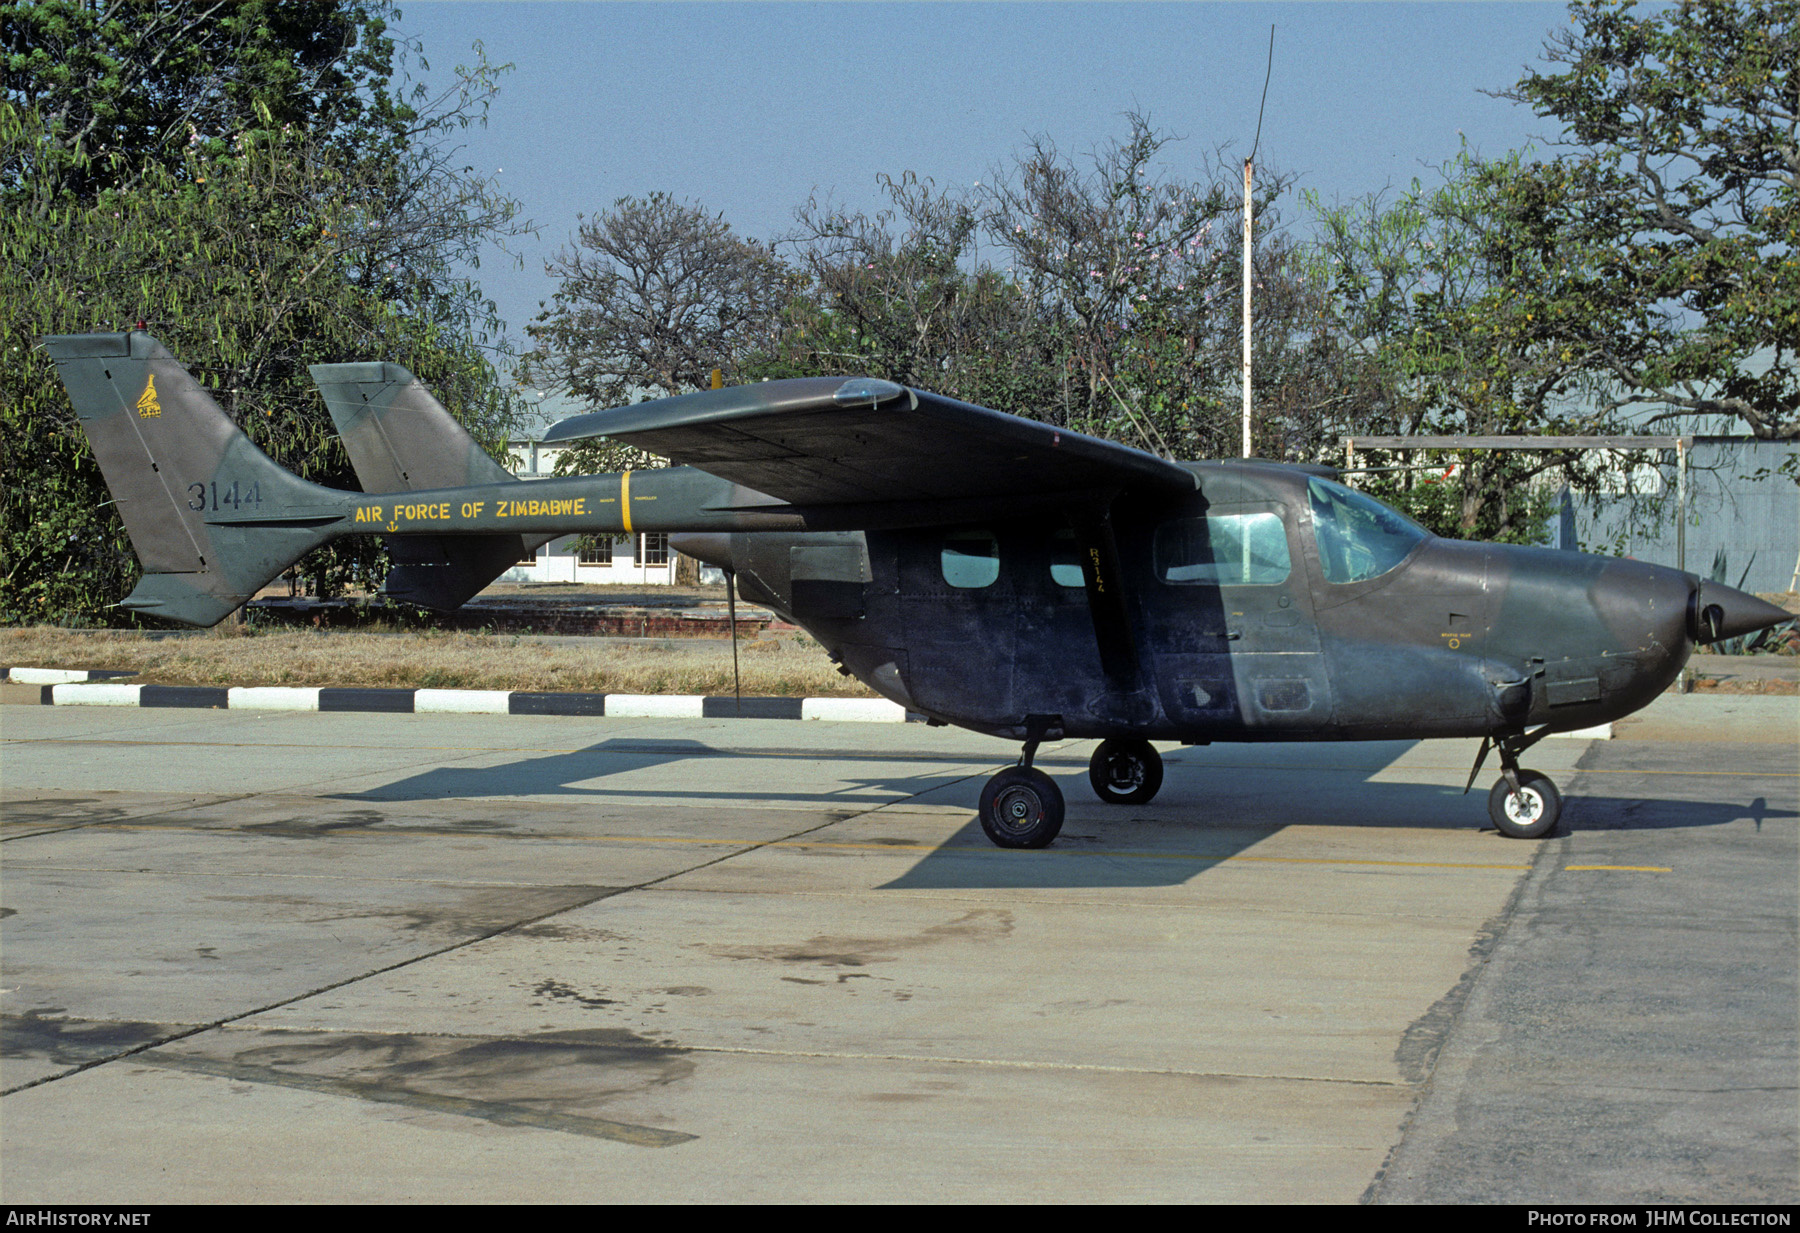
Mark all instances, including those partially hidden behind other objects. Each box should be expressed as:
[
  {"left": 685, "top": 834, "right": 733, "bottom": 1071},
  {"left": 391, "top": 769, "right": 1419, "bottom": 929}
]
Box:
[{"left": 1307, "top": 478, "right": 1429, "bottom": 584}]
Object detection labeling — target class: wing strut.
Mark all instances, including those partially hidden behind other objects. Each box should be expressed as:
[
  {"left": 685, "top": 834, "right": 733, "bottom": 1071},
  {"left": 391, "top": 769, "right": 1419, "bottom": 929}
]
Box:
[{"left": 1071, "top": 510, "right": 1139, "bottom": 686}]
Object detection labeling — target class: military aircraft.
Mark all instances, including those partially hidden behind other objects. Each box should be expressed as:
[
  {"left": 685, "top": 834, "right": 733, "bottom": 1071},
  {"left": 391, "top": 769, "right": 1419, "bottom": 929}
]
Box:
[{"left": 44, "top": 331, "right": 1792, "bottom": 848}]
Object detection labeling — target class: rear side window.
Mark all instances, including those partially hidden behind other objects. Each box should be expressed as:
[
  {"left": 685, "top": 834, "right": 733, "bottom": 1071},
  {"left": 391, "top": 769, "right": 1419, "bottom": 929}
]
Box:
[
  {"left": 1049, "top": 529, "right": 1085, "bottom": 588},
  {"left": 1155, "top": 511, "right": 1291, "bottom": 586},
  {"left": 941, "top": 530, "right": 1000, "bottom": 588}
]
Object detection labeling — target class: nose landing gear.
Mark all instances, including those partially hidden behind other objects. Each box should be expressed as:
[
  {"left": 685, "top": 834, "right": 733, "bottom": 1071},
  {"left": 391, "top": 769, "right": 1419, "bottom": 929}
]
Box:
[{"left": 1467, "top": 730, "right": 1564, "bottom": 839}]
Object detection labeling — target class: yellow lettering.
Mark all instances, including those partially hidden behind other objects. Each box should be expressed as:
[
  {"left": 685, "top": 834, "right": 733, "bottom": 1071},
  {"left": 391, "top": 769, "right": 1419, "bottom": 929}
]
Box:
[{"left": 576, "top": 498, "right": 587, "bottom": 515}]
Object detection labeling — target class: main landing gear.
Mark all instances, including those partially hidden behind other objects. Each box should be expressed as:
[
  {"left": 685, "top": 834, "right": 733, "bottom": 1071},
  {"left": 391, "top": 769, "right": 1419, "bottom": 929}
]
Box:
[
  {"left": 1088, "top": 737, "right": 1164, "bottom": 806},
  {"left": 1467, "top": 730, "right": 1564, "bottom": 840},
  {"left": 978, "top": 739, "right": 1064, "bottom": 849},
  {"left": 977, "top": 732, "right": 1168, "bottom": 849}
]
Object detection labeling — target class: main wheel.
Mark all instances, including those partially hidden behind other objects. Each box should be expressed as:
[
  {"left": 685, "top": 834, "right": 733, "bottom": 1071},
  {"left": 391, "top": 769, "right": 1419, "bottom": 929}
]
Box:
[
  {"left": 1088, "top": 738, "right": 1164, "bottom": 805},
  {"left": 1487, "top": 770, "right": 1562, "bottom": 839},
  {"left": 978, "top": 766, "right": 1065, "bottom": 849}
]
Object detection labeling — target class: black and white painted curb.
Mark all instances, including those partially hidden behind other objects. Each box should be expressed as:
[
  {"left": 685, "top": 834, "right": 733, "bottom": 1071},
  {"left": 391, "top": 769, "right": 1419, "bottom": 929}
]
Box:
[
  {"left": 0, "top": 665, "right": 1614, "bottom": 736},
  {"left": 1, "top": 668, "right": 912, "bottom": 723}
]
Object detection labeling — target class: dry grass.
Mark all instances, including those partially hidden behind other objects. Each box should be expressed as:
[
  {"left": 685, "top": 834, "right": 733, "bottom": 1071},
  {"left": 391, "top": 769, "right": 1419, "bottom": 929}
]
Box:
[{"left": 0, "top": 625, "right": 875, "bottom": 697}]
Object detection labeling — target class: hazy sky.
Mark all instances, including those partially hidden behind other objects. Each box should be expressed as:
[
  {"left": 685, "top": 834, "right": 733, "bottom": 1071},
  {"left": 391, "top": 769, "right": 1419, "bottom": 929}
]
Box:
[{"left": 395, "top": 1, "right": 1576, "bottom": 385}]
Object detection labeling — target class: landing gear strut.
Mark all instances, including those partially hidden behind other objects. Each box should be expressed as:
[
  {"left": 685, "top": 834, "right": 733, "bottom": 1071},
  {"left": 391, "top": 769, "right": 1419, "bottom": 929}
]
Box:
[
  {"left": 978, "top": 731, "right": 1064, "bottom": 849},
  {"left": 1088, "top": 737, "right": 1163, "bottom": 805},
  {"left": 1467, "top": 730, "right": 1563, "bottom": 840}
]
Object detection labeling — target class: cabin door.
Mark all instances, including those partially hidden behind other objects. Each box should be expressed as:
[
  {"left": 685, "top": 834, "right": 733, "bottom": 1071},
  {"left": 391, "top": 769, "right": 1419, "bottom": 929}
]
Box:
[{"left": 1145, "top": 501, "right": 1333, "bottom": 733}]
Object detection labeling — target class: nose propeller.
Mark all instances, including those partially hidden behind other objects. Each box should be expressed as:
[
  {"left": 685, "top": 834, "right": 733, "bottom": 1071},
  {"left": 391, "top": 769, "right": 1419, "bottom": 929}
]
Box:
[{"left": 1689, "top": 582, "right": 1793, "bottom": 645}]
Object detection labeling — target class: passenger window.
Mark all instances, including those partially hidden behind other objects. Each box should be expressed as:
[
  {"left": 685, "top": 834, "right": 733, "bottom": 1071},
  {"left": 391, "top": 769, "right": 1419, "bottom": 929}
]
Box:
[
  {"left": 1049, "top": 529, "right": 1084, "bottom": 588},
  {"left": 1307, "top": 478, "right": 1428, "bottom": 584},
  {"left": 1155, "top": 512, "right": 1291, "bottom": 586},
  {"left": 941, "top": 530, "right": 1000, "bottom": 588}
]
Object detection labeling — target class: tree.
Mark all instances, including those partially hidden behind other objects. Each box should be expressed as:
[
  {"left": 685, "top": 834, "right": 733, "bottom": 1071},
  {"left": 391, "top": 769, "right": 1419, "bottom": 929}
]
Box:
[
  {"left": 980, "top": 114, "right": 1240, "bottom": 443},
  {"left": 1, "top": 4, "right": 530, "bottom": 621},
  {"left": 2, "top": 0, "right": 410, "bottom": 195},
  {"left": 523, "top": 193, "right": 794, "bottom": 410},
  {"left": 1499, "top": 0, "right": 1798, "bottom": 440},
  {"left": 1307, "top": 150, "right": 1602, "bottom": 542},
  {"left": 764, "top": 172, "right": 1064, "bottom": 415}
]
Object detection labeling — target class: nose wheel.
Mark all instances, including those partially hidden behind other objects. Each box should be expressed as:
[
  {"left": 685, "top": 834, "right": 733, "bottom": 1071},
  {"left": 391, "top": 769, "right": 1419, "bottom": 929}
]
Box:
[
  {"left": 1467, "top": 731, "right": 1564, "bottom": 839},
  {"left": 1487, "top": 769, "right": 1562, "bottom": 839},
  {"left": 1088, "top": 737, "right": 1163, "bottom": 805}
]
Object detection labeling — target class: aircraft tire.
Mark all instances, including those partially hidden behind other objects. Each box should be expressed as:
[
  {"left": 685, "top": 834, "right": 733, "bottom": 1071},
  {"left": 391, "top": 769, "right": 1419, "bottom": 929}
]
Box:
[
  {"left": 1488, "top": 770, "right": 1562, "bottom": 839},
  {"left": 979, "top": 767, "right": 1065, "bottom": 849},
  {"left": 1088, "top": 738, "right": 1164, "bottom": 805}
]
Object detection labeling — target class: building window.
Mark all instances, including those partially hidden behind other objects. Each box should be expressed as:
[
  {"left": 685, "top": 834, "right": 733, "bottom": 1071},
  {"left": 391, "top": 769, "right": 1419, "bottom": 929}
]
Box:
[
  {"left": 516, "top": 547, "right": 540, "bottom": 567},
  {"left": 639, "top": 532, "right": 669, "bottom": 566},
  {"left": 578, "top": 539, "right": 613, "bottom": 567}
]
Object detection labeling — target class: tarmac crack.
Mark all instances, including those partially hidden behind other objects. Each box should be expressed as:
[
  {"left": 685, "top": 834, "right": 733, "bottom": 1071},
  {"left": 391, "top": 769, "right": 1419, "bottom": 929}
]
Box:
[{"left": 0, "top": 790, "right": 925, "bottom": 1109}]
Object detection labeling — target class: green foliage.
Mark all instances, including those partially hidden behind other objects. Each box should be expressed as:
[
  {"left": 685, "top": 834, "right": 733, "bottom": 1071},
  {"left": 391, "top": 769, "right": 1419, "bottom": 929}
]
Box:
[
  {"left": 1360, "top": 458, "right": 1559, "bottom": 546},
  {"left": 550, "top": 436, "right": 663, "bottom": 478},
  {"left": 1, "top": 4, "right": 529, "bottom": 624},
  {"left": 2, "top": 0, "right": 410, "bottom": 193},
  {"left": 1502, "top": 0, "right": 1798, "bottom": 440},
  {"left": 1307, "top": 148, "right": 1623, "bottom": 539}
]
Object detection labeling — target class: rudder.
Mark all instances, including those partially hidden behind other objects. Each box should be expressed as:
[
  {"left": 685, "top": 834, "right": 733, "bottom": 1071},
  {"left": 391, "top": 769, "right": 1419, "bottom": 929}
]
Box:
[{"left": 44, "top": 332, "right": 344, "bottom": 626}]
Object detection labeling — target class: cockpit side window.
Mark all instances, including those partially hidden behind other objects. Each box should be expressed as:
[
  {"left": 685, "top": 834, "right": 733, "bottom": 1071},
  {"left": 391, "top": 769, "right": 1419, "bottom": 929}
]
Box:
[
  {"left": 1307, "top": 478, "right": 1428, "bottom": 584},
  {"left": 1154, "top": 511, "right": 1291, "bottom": 586}
]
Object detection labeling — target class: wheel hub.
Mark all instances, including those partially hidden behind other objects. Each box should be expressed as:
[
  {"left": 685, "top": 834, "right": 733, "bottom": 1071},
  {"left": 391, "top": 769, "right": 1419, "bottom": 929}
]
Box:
[
  {"left": 997, "top": 787, "right": 1041, "bottom": 828},
  {"left": 1106, "top": 755, "right": 1143, "bottom": 790}
]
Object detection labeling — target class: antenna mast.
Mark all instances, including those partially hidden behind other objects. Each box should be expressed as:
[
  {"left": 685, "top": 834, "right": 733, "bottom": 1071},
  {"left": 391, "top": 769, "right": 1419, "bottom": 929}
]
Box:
[{"left": 1243, "top": 25, "right": 1275, "bottom": 460}]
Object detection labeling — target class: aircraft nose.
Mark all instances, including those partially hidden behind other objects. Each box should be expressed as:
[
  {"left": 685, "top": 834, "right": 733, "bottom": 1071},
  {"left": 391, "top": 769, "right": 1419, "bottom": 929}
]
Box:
[{"left": 1690, "top": 582, "right": 1794, "bottom": 645}]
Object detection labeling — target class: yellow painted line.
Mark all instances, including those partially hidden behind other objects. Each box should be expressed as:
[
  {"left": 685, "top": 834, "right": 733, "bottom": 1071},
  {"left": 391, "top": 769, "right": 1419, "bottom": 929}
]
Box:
[
  {"left": 619, "top": 468, "right": 633, "bottom": 534},
  {"left": 1565, "top": 864, "right": 1672, "bottom": 873}
]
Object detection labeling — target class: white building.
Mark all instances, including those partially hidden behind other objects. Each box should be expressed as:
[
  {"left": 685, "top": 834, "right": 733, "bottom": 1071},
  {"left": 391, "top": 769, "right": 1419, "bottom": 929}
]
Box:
[{"left": 495, "top": 438, "right": 679, "bottom": 585}]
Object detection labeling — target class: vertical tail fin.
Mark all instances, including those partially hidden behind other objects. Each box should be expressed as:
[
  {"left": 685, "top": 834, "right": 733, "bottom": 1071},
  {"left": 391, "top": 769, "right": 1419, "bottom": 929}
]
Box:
[
  {"left": 308, "top": 362, "right": 547, "bottom": 610},
  {"left": 44, "top": 332, "right": 345, "bottom": 626}
]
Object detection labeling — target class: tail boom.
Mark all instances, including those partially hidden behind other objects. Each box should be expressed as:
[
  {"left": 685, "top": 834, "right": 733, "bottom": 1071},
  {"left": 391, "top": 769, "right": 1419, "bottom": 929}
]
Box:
[{"left": 45, "top": 332, "right": 803, "bottom": 626}]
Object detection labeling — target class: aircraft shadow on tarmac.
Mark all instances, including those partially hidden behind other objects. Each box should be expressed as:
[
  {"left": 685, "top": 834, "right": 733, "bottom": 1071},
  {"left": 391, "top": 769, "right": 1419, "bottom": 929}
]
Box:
[{"left": 328, "top": 738, "right": 1793, "bottom": 891}]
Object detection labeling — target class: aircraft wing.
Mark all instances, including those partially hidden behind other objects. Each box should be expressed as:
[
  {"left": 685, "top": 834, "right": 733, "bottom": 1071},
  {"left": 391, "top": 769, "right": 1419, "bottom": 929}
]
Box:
[{"left": 540, "top": 377, "right": 1196, "bottom": 510}]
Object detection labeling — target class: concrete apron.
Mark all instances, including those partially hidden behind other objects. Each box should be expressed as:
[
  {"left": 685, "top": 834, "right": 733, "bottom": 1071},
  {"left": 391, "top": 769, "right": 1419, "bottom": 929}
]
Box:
[{"left": 0, "top": 697, "right": 1792, "bottom": 1202}]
